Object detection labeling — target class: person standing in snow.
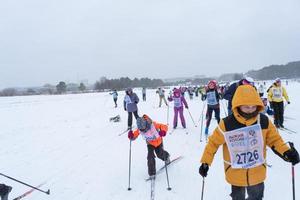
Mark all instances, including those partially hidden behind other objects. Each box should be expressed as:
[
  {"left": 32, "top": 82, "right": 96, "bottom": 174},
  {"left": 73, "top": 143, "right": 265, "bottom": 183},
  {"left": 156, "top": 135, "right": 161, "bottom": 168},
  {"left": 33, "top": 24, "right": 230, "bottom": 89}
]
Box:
[
  {"left": 168, "top": 88, "right": 188, "bottom": 129},
  {"left": 223, "top": 76, "right": 255, "bottom": 115},
  {"left": 258, "top": 84, "right": 265, "bottom": 97},
  {"left": 124, "top": 88, "right": 139, "bottom": 129},
  {"left": 110, "top": 89, "right": 118, "bottom": 108},
  {"left": 202, "top": 80, "right": 221, "bottom": 138},
  {"left": 267, "top": 78, "right": 290, "bottom": 128},
  {"left": 156, "top": 87, "right": 168, "bottom": 107},
  {"left": 128, "top": 114, "right": 170, "bottom": 178},
  {"left": 199, "top": 85, "right": 300, "bottom": 200},
  {"left": 187, "top": 86, "right": 194, "bottom": 100},
  {"left": 142, "top": 87, "right": 146, "bottom": 101},
  {"left": 0, "top": 184, "right": 12, "bottom": 200}
]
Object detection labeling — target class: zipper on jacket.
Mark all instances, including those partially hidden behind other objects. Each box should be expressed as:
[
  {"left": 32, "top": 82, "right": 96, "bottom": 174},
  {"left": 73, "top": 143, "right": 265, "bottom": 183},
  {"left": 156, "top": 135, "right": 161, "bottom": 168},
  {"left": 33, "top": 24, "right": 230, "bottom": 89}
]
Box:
[{"left": 246, "top": 169, "right": 250, "bottom": 186}]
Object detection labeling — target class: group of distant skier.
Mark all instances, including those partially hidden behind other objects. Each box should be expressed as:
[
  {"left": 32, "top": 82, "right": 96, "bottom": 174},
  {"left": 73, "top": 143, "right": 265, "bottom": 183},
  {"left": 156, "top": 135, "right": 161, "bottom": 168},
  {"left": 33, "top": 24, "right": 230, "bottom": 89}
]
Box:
[{"left": 109, "top": 76, "right": 300, "bottom": 200}]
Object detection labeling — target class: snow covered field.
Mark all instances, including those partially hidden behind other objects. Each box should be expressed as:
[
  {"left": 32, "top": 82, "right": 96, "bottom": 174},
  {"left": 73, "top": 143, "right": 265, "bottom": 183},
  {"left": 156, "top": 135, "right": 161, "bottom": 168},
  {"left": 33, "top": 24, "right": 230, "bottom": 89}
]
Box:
[{"left": 0, "top": 81, "right": 299, "bottom": 200}]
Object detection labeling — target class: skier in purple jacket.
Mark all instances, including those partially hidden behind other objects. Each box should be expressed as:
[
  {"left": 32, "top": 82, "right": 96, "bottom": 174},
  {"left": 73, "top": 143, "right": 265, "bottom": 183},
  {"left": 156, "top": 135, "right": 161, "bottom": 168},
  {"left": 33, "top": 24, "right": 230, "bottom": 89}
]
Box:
[
  {"left": 124, "top": 88, "right": 139, "bottom": 129},
  {"left": 168, "top": 88, "right": 188, "bottom": 129}
]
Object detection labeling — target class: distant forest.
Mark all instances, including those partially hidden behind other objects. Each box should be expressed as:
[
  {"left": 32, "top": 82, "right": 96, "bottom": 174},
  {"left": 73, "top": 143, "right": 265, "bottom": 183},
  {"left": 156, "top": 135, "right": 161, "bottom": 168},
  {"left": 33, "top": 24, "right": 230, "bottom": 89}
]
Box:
[
  {"left": 1, "top": 61, "right": 300, "bottom": 96},
  {"left": 246, "top": 61, "right": 300, "bottom": 80}
]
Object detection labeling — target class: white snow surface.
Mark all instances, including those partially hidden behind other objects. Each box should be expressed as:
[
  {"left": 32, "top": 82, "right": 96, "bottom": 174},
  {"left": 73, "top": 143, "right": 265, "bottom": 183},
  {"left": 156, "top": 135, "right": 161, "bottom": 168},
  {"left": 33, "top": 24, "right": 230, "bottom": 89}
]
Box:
[{"left": 0, "top": 81, "right": 299, "bottom": 200}]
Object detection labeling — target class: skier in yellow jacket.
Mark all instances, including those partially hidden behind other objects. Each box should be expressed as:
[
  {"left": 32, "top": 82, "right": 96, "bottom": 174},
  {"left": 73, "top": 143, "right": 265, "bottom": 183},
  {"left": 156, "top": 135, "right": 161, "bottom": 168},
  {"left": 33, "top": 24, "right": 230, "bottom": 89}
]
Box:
[
  {"left": 199, "top": 85, "right": 299, "bottom": 200},
  {"left": 268, "top": 78, "right": 290, "bottom": 128}
]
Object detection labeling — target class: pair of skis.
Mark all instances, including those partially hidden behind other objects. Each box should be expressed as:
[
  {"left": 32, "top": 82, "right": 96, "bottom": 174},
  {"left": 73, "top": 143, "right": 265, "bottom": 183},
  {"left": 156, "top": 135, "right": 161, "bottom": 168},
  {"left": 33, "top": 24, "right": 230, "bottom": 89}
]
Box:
[
  {"left": 278, "top": 127, "right": 297, "bottom": 134},
  {"left": 11, "top": 182, "right": 46, "bottom": 200},
  {"left": 147, "top": 156, "right": 183, "bottom": 200}
]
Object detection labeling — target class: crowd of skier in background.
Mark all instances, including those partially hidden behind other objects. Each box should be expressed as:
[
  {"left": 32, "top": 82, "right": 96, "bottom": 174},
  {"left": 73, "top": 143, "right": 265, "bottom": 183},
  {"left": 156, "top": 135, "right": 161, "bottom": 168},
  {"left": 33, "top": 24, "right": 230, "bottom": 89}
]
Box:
[{"left": 109, "top": 76, "right": 300, "bottom": 200}]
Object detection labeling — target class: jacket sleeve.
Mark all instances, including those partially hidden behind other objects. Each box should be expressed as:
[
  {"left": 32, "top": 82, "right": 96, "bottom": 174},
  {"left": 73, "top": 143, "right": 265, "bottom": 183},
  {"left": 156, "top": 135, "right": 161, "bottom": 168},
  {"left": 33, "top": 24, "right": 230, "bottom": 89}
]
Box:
[
  {"left": 266, "top": 119, "right": 289, "bottom": 155},
  {"left": 168, "top": 96, "right": 173, "bottom": 102},
  {"left": 200, "top": 120, "right": 226, "bottom": 165},
  {"left": 216, "top": 90, "right": 220, "bottom": 101},
  {"left": 267, "top": 87, "right": 273, "bottom": 102},
  {"left": 123, "top": 96, "right": 127, "bottom": 110},
  {"left": 282, "top": 87, "right": 290, "bottom": 102},
  {"left": 153, "top": 122, "right": 168, "bottom": 133},
  {"left": 134, "top": 94, "right": 139, "bottom": 103},
  {"left": 223, "top": 84, "right": 235, "bottom": 101},
  {"left": 181, "top": 96, "right": 188, "bottom": 107}
]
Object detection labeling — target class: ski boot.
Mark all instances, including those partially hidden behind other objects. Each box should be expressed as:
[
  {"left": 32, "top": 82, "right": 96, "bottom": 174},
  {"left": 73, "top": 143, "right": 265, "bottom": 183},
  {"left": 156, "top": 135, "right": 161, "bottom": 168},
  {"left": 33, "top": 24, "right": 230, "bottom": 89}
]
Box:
[
  {"left": 165, "top": 155, "right": 171, "bottom": 165},
  {"left": 204, "top": 127, "right": 209, "bottom": 135},
  {"left": 0, "top": 185, "right": 12, "bottom": 200}
]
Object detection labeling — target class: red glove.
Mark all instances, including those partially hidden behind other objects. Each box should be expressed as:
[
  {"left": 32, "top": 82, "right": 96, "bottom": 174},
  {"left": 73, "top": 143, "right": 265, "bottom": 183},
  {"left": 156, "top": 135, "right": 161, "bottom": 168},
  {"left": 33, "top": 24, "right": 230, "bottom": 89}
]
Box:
[
  {"left": 159, "top": 130, "right": 167, "bottom": 137},
  {"left": 128, "top": 130, "right": 134, "bottom": 140}
]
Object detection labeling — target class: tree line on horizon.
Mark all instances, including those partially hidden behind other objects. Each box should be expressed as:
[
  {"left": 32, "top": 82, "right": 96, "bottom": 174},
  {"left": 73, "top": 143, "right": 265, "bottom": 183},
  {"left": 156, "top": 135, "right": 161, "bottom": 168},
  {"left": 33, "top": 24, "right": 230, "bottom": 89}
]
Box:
[{"left": 1, "top": 61, "right": 300, "bottom": 97}]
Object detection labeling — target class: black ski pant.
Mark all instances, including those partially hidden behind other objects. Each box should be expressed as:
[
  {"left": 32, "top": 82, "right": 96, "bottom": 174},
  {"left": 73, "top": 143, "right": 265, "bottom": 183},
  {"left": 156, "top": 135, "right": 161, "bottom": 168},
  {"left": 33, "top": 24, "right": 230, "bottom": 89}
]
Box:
[
  {"left": 113, "top": 98, "right": 117, "bottom": 107},
  {"left": 206, "top": 106, "right": 220, "bottom": 128},
  {"left": 273, "top": 101, "right": 284, "bottom": 126},
  {"left": 147, "top": 143, "right": 169, "bottom": 176},
  {"left": 143, "top": 94, "right": 146, "bottom": 101},
  {"left": 128, "top": 111, "right": 139, "bottom": 127},
  {"left": 230, "top": 182, "right": 264, "bottom": 200}
]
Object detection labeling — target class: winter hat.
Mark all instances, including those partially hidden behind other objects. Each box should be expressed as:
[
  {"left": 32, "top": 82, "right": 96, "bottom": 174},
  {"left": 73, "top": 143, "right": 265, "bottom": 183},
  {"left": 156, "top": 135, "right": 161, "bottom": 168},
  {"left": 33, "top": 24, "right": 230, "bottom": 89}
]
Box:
[
  {"left": 275, "top": 78, "right": 281, "bottom": 83},
  {"left": 208, "top": 80, "right": 217, "bottom": 89},
  {"left": 242, "top": 76, "right": 254, "bottom": 86},
  {"left": 173, "top": 88, "right": 181, "bottom": 97},
  {"left": 136, "top": 115, "right": 152, "bottom": 132},
  {"left": 126, "top": 88, "right": 133, "bottom": 94}
]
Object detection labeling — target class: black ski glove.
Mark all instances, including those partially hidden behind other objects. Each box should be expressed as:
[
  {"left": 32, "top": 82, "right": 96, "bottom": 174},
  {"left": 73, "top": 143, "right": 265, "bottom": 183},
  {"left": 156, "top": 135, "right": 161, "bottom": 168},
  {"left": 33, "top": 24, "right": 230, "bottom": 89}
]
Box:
[
  {"left": 199, "top": 163, "right": 209, "bottom": 177},
  {"left": 284, "top": 146, "right": 300, "bottom": 166}
]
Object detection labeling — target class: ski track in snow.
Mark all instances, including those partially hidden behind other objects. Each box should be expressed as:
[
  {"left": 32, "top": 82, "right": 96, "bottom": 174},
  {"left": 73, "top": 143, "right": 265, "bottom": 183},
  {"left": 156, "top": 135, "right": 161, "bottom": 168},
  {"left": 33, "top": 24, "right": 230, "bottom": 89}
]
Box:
[{"left": 0, "top": 81, "right": 299, "bottom": 199}]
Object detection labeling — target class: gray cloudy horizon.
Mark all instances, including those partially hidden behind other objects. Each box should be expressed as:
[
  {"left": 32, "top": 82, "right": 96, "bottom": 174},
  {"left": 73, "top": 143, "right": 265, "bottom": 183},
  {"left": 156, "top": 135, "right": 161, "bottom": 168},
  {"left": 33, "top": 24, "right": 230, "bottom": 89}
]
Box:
[{"left": 1, "top": 0, "right": 300, "bottom": 88}]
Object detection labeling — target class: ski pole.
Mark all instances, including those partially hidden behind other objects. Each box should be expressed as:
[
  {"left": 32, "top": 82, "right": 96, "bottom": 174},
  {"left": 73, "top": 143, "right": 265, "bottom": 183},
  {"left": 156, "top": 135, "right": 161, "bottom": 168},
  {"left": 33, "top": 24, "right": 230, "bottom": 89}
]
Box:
[
  {"left": 128, "top": 140, "right": 132, "bottom": 191},
  {"left": 289, "top": 142, "right": 296, "bottom": 200},
  {"left": 162, "top": 139, "right": 172, "bottom": 190},
  {"left": 292, "top": 164, "right": 295, "bottom": 200},
  {"left": 0, "top": 173, "right": 50, "bottom": 195},
  {"left": 200, "top": 104, "right": 206, "bottom": 142},
  {"left": 198, "top": 103, "right": 206, "bottom": 123},
  {"left": 187, "top": 108, "right": 197, "bottom": 127},
  {"left": 201, "top": 177, "right": 205, "bottom": 200},
  {"left": 167, "top": 105, "right": 169, "bottom": 125},
  {"left": 220, "top": 100, "right": 228, "bottom": 117}
]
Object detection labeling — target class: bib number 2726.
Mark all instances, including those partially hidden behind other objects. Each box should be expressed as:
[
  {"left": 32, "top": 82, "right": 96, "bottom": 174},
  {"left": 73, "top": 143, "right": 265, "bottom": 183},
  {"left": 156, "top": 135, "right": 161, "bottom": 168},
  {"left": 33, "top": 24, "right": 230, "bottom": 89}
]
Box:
[{"left": 236, "top": 150, "right": 259, "bottom": 164}]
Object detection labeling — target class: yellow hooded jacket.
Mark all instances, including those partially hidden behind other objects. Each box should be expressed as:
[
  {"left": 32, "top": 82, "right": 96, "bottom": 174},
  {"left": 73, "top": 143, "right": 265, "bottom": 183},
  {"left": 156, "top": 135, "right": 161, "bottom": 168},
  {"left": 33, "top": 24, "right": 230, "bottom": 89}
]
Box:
[{"left": 200, "top": 85, "right": 289, "bottom": 186}]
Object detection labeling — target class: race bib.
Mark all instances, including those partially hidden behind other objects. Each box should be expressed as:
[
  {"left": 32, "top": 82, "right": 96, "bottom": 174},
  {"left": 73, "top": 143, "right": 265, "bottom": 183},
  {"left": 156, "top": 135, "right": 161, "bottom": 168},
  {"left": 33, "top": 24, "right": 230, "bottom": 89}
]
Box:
[
  {"left": 173, "top": 97, "right": 182, "bottom": 107},
  {"left": 141, "top": 124, "right": 160, "bottom": 142},
  {"left": 207, "top": 91, "right": 218, "bottom": 105},
  {"left": 224, "top": 124, "right": 264, "bottom": 169},
  {"left": 273, "top": 88, "right": 282, "bottom": 99}
]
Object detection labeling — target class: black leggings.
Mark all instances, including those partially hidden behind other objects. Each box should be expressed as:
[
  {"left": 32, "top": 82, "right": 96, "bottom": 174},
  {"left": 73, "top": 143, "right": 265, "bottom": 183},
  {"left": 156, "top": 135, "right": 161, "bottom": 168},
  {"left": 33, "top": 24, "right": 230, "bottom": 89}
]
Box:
[
  {"left": 128, "top": 111, "right": 139, "bottom": 127},
  {"left": 206, "top": 106, "right": 220, "bottom": 127},
  {"left": 273, "top": 101, "right": 284, "bottom": 126}
]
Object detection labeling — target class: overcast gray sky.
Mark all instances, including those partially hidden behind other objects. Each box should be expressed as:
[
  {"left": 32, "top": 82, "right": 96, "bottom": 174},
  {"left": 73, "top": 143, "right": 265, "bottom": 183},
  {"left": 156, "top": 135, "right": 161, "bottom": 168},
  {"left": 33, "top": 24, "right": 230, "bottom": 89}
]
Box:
[{"left": 1, "top": 0, "right": 300, "bottom": 88}]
